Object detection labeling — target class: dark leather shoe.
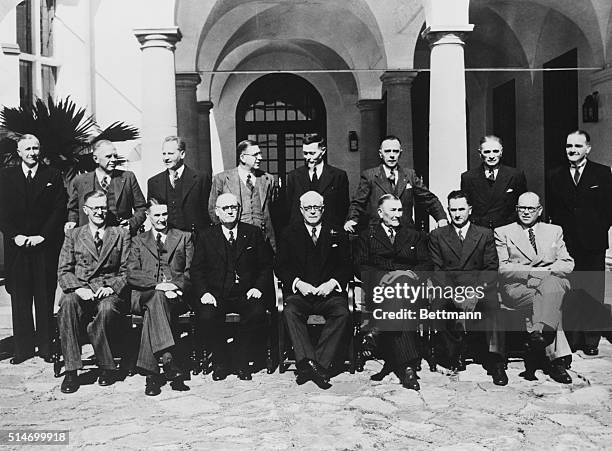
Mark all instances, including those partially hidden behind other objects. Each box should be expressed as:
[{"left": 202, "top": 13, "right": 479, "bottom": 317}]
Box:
[
  {"left": 526, "top": 331, "right": 547, "bottom": 352},
  {"left": 60, "top": 371, "right": 79, "bottom": 394},
  {"left": 490, "top": 363, "right": 508, "bottom": 386},
  {"left": 370, "top": 362, "right": 393, "bottom": 381},
  {"left": 145, "top": 376, "right": 161, "bottom": 396},
  {"left": 163, "top": 361, "right": 184, "bottom": 381},
  {"left": 10, "top": 355, "right": 33, "bottom": 365},
  {"left": 296, "top": 359, "right": 331, "bottom": 389},
  {"left": 237, "top": 369, "right": 252, "bottom": 381},
  {"left": 401, "top": 367, "right": 420, "bottom": 391},
  {"left": 547, "top": 360, "right": 572, "bottom": 384},
  {"left": 212, "top": 365, "right": 229, "bottom": 381},
  {"left": 170, "top": 380, "right": 190, "bottom": 391},
  {"left": 98, "top": 370, "right": 115, "bottom": 386},
  {"left": 361, "top": 330, "right": 379, "bottom": 358},
  {"left": 583, "top": 346, "right": 599, "bottom": 356}
]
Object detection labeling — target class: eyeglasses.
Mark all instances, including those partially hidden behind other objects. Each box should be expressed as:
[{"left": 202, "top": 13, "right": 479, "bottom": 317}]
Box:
[
  {"left": 516, "top": 206, "right": 540, "bottom": 213},
  {"left": 85, "top": 205, "right": 108, "bottom": 213},
  {"left": 217, "top": 205, "right": 240, "bottom": 212},
  {"left": 243, "top": 152, "right": 262, "bottom": 158},
  {"left": 301, "top": 205, "right": 324, "bottom": 212}
]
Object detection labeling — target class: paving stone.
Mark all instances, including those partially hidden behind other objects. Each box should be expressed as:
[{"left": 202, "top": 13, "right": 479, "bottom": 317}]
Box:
[
  {"left": 159, "top": 395, "right": 221, "bottom": 415},
  {"left": 347, "top": 396, "right": 398, "bottom": 415},
  {"left": 548, "top": 413, "right": 602, "bottom": 428}
]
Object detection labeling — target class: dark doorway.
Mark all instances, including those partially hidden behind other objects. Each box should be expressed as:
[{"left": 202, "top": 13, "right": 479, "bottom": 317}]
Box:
[
  {"left": 411, "top": 72, "right": 430, "bottom": 230},
  {"left": 493, "top": 79, "right": 517, "bottom": 168},
  {"left": 543, "top": 49, "right": 578, "bottom": 212}
]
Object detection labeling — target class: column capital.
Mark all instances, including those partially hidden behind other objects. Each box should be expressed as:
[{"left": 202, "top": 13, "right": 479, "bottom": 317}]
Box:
[
  {"left": 1, "top": 43, "right": 20, "bottom": 55},
  {"left": 176, "top": 72, "right": 201, "bottom": 88},
  {"left": 422, "top": 26, "right": 473, "bottom": 47},
  {"left": 356, "top": 99, "right": 382, "bottom": 112},
  {"left": 380, "top": 71, "right": 418, "bottom": 87},
  {"left": 197, "top": 100, "right": 214, "bottom": 113},
  {"left": 134, "top": 27, "right": 182, "bottom": 51}
]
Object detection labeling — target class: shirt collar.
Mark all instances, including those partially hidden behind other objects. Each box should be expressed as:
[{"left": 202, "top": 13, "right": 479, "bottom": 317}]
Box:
[
  {"left": 570, "top": 159, "right": 587, "bottom": 171},
  {"left": 152, "top": 229, "right": 167, "bottom": 242},
  {"left": 453, "top": 222, "right": 470, "bottom": 236},
  {"left": 95, "top": 167, "right": 111, "bottom": 183},
  {"left": 88, "top": 223, "right": 106, "bottom": 237},
  {"left": 21, "top": 162, "right": 39, "bottom": 178},
  {"left": 380, "top": 223, "right": 396, "bottom": 235},
  {"left": 169, "top": 164, "right": 185, "bottom": 179},
  {"left": 221, "top": 224, "right": 238, "bottom": 240},
  {"left": 238, "top": 166, "right": 256, "bottom": 185},
  {"left": 310, "top": 162, "right": 324, "bottom": 178},
  {"left": 382, "top": 166, "right": 397, "bottom": 178},
  {"left": 304, "top": 223, "right": 322, "bottom": 234}
]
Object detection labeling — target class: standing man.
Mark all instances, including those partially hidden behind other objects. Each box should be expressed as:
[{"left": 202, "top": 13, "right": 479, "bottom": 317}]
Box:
[
  {"left": 286, "top": 134, "right": 349, "bottom": 229},
  {"left": 356, "top": 194, "right": 431, "bottom": 391},
  {"left": 345, "top": 135, "right": 447, "bottom": 233},
  {"left": 0, "top": 134, "right": 66, "bottom": 363},
  {"left": 208, "top": 140, "right": 277, "bottom": 250},
  {"left": 495, "top": 192, "right": 574, "bottom": 384},
  {"left": 428, "top": 190, "right": 507, "bottom": 385},
  {"left": 57, "top": 191, "right": 130, "bottom": 393},
  {"left": 548, "top": 130, "right": 612, "bottom": 355},
  {"left": 147, "top": 136, "right": 211, "bottom": 234},
  {"left": 65, "top": 139, "right": 146, "bottom": 236},
  {"left": 127, "top": 199, "right": 193, "bottom": 396},
  {"left": 192, "top": 193, "right": 273, "bottom": 381},
  {"left": 276, "top": 191, "right": 352, "bottom": 389},
  {"left": 460, "top": 135, "right": 527, "bottom": 229}
]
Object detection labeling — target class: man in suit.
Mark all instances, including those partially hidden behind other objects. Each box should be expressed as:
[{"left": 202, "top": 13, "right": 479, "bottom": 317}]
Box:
[
  {"left": 0, "top": 134, "right": 66, "bottom": 363},
  {"left": 208, "top": 139, "right": 277, "bottom": 250},
  {"left": 127, "top": 199, "right": 193, "bottom": 396},
  {"left": 548, "top": 130, "right": 612, "bottom": 355},
  {"left": 495, "top": 192, "right": 574, "bottom": 384},
  {"left": 345, "top": 135, "right": 447, "bottom": 233},
  {"left": 286, "top": 134, "right": 349, "bottom": 229},
  {"left": 65, "top": 139, "right": 146, "bottom": 236},
  {"left": 276, "top": 190, "right": 352, "bottom": 389},
  {"left": 147, "top": 136, "right": 211, "bottom": 234},
  {"left": 57, "top": 190, "right": 131, "bottom": 393},
  {"left": 428, "top": 190, "right": 507, "bottom": 385},
  {"left": 356, "top": 194, "right": 431, "bottom": 390},
  {"left": 460, "top": 135, "right": 527, "bottom": 229},
  {"left": 192, "top": 193, "right": 273, "bottom": 381}
]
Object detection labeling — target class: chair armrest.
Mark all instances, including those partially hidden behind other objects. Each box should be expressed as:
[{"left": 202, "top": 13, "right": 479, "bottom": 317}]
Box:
[
  {"left": 348, "top": 279, "right": 361, "bottom": 314},
  {"left": 274, "top": 274, "right": 284, "bottom": 314}
]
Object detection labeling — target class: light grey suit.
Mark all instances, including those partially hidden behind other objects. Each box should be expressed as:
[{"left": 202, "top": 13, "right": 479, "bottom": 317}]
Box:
[{"left": 494, "top": 221, "right": 573, "bottom": 359}]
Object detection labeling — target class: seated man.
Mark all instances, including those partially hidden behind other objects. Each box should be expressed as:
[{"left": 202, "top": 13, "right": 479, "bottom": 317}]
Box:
[
  {"left": 57, "top": 190, "right": 130, "bottom": 393},
  {"left": 495, "top": 192, "right": 574, "bottom": 384},
  {"left": 276, "top": 191, "right": 351, "bottom": 389},
  {"left": 429, "top": 190, "right": 507, "bottom": 385},
  {"left": 191, "top": 193, "right": 273, "bottom": 381},
  {"left": 356, "top": 194, "right": 430, "bottom": 391},
  {"left": 127, "top": 199, "right": 193, "bottom": 396}
]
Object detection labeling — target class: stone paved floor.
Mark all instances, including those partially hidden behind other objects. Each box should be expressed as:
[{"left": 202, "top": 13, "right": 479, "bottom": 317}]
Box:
[{"left": 1, "top": 285, "right": 611, "bottom": 450}]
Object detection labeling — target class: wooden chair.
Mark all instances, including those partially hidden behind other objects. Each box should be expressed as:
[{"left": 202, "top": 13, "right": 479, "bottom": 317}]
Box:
[{"left": 276, "top": 277, "right": 360, "bottom": 374}]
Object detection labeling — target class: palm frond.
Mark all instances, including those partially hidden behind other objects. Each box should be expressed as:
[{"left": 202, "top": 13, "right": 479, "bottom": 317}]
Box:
[{"left": 94, "top": 121, "right": 140, "bottom": 143}]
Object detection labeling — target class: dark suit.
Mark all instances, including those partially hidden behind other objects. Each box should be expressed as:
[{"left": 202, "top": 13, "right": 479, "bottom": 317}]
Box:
[
  {"left": 127, "top": 229, "right": 193, "bottom": 374},
  {"left": 429, "top": 224, "right": 504, "bottom": 357},
  {"left": 208, "top": 167, "right": 277, "bottom": 250},
  {"left": 67, "top": 170, "right": 146, "bottom": 235},
  {"left": 147, "top": 166, "right": 211, "bottom": 233},
  {"left": 549, "top": 160, "right": 612, "bottom": 349},
  {"left": 276, "top": 222, "right": 351, "bottom": 369},
  {"left": 460, "top": 164, "right": 527, "bottom": 229},
  {"left": 286, "top": 165, "right": 349, "bottom": 228},
  {"left": 191, "top": 222, "right": 273, "bottom": 367},
  {"left": 57, "top": 225, "right": 130, "bottom": 371},
  {"left": 357, "top": 224, "right": 432, "bottom": 371},
  {"left": 0, "top": 165, "right": 66, "bottom": 359},
  {"left": 347, "top": 165, "right": 446, "bottom": 230}
]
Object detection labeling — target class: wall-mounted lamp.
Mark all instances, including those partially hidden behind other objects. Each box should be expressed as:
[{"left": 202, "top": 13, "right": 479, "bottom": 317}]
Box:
[
  {"left": 583, "top": 91, "right": 599, "bottom": 123},
  {"left": 348, "top": 131, "right": 359, "bottom": 152}
]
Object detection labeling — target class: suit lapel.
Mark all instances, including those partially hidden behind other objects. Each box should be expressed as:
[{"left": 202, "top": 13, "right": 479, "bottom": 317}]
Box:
[
  {"left": 78, "top": 226, "right": 98, "bottom": 259},
  {"left": 165, "top": 228, "right": 181, "bottom": 260},
  {"left": 234, "top": 223, "right": 249, "bottom": 259},
  {"left": 395, "top": 166, "right": 410, "bottom": 198},
  {"left": 181, "top": 167, "right": 198, "bottom": 204},
  {"left": 213, "top": 225, "right": 228, "bottom": 262},
  {"left": 459, "top": 225, "right": 481, "bottom": 267},
  {"left": 317, "top": 165, "right": 333, "bottom": 193},
  {"left": 29, "top": 166, "right": 50, "bottom": 200},
  {"left": 441, "top": 226, "right": 463, "bottom": 260},
  {"left": 142, "top": 230, "right": 159, "bottom": 259},
  {"left": 373, "top": 224, "right": 394, "bottom": 250},
  {"left": 297, "top": 166, "right": 310, "bottom": 193},
  {"left": 373, "top": 166, "right": 391, "bottom": 194},
  {"left": 256, "top": 171, "right": 269, "bottom": 206},
  {"left": 12, "top": 167, "right": 26, "bottom": 199},
  {"left": 112, "top": 171, "right": 126, "bottom": 206},
  {"left": 227, "top": 168, "right": 241, "bottom": 196},
  {"left": 95, "top": 227, "right": 120, "bottom": 272},
  {"left": 509, "top": 222, "right": 536, "bottom": 261}
]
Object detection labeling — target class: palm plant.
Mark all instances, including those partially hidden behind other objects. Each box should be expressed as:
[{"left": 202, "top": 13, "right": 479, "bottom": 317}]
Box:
[{"left": 0, "top": 96, "right": 139, "bottom": 183}]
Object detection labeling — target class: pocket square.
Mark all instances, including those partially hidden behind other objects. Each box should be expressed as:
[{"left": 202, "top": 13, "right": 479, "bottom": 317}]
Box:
[
  {"left": 410, "top": 246, "right": 415, "bottom": 250},
  {"left": 405, "top": 183, "right": 412, "bottom": 190},
  {"left": 246, "top": 246, "right": 253, "bottom": 250},
  {"left": 506, "top": 188, "right": 513, "bottom": 193},
  {"left": 332, "top": 243, "right": 338, "bottom": 248},
  {"left": 46, "top": 182, "right": 53, "bottom": 187},
  {"left": 590, "top": 185, "right": 599, "bottom": 189}
]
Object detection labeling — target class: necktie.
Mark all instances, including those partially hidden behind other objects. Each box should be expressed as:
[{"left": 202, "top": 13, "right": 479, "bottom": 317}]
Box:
[
  {"left": 246, "top": 174, "right": 254, "bottom": 192},
  {"left": 100, "top": 176, "right": 110, "bottom": 192},
  {"left": 94, "top": 230, "right": 103, "bottom": 253},
  {"left": 486, "top": 170, "right": 495, "bottom": 184},
  {"left": 388, "top": 171, "right": 396, "bottom": 190},
  {"left": 573, "top": 167, "right": 581, "bottom": 186},
  {"left": 528, "top": 228, "right": 538, "bottom": 254},
  {"left": 388, "top": 228, "right": 395, "bottom": 244},
  {"left": 156, "top": 233, "right": 165, "bottom": 254},
  {"left": 311, "top": 227, "right": 318, "bottom": 245},
  {"left": 311, "top": 169, "right": 318, "bottom": 183},
  {"left": 26, "top": 170, "right": 33, "bottom": 183},
  {"left": 170, "top": 171, "right": 179, "bottom": 189},
  {"left": 457, "top": 229, "right": 464, "bottom": 243},
  {"left": 229, "top": 230, "right": 235, "bottom": 246}
]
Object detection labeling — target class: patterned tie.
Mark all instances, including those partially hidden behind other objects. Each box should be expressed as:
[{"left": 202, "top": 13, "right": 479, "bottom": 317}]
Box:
[
  {"left": 246, "top": 173, "right": 254, "bottom": 192},
  {"left": 94, "top": 230, "right": 103, "bottom": 254},
  {"left": 156, "top": 232, "right": 165, "bottom": 254},
  {"left": 528, "top": 228, "right": 538, "bottom": 254},
  {"left": 229, "top": 230, "right": 235, "bottom": 246},
  {"left": 26, "top": 170, "right": 33, "bottom": 183},
  {"left": 100, "top": 176, "right": 110, "bottom": 192},
  {"left": 457, "top": 229, "right": 464, "bottom": 243},
  {"left": 388, "top": 227, "right": 395, "bottom": 244},
  {"left": 388, "top": 171, "right": 396, "bottom": 190},
  {"left": 170, "top": 171, "right": 179, "bottom": 189},
  {"left": 311, "top": 227, "right": 318, "bottom": 245},
  {"left": 486, "top": 170, "right": 495, "bottom": 185},
  {"left": 573, "top": 167, "right": 581, "bottom": 186}
]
